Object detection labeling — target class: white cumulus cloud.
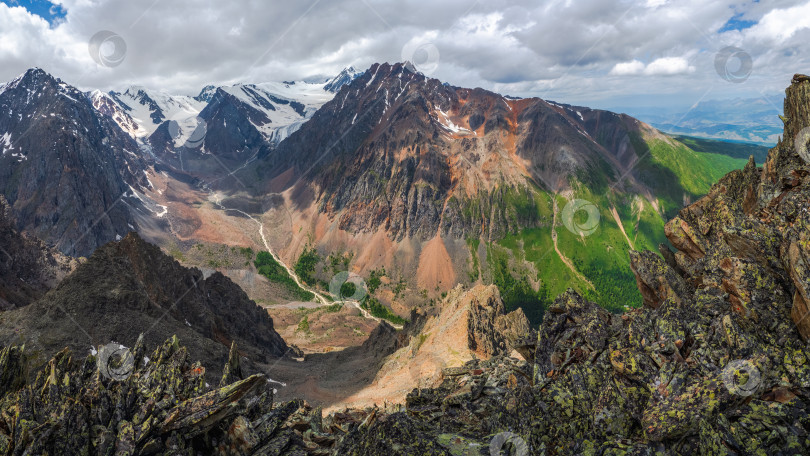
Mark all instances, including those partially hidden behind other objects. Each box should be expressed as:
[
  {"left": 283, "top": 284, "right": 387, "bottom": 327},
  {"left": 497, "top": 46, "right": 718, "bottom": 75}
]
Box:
[
  {"left": 609, "top": 60, "right": 645, "bottom": 76},
  {"left": 746, "top": 2, "right": 810, "bottom": 43},
  {"left": 609, "top": 57, "right": 694, "bottom": 76},
  {"left": 643, "top": 57, "right": 695, "bottom": 75},
  {"left": 0, "top": 0, "right": 806, "bottom": 108}
]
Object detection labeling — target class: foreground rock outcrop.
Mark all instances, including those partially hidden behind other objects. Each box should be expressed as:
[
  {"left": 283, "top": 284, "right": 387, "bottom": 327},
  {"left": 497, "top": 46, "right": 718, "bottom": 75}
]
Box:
[
  {"left": 0, "top": 336, "right": 408, "bottom": 455},
  {"left": 0, "top": 337, "right": 312, "bottom": 455},
  {"left": 329, "top": 284, "right": 531, "bottom": 409}
]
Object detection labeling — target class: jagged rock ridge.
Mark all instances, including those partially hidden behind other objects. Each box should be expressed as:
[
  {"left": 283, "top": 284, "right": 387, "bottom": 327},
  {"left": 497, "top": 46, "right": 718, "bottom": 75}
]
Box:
[
  {"left": 0, "top": 337, "right": 312, "bottom": 454},
  {"left": 0, "top": 232, "right": 287, "bottom": 382}
]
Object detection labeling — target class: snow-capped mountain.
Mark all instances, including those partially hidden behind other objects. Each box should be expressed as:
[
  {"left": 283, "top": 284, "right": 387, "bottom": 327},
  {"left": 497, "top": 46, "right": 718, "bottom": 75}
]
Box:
[
  {"left": 214, "top": 80, "right": 336, "bottom": 145},
  {"left": 194, "top": 85, "right": 218, "bottom": 103},
  {"left": 94, "top": 67, "right": 364, "bottom": 162},
  {"left": 104, "top": 87, "right": 206, "bottom": 139},
  {"left": 195, "top": 67, "right": 363, "bottom": 148}
]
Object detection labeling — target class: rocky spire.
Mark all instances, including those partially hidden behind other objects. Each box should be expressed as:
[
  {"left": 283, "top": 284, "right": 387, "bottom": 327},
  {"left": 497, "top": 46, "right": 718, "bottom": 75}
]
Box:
[{"left": 219, "top": 341, "right": 244, "bottom": 387}]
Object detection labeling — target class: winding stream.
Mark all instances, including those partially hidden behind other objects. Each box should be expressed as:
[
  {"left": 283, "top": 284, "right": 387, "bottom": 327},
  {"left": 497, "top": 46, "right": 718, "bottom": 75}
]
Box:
[
  {"left": 210, "top": 193, "right": 328, "bottom": 304},
  {"left": 209, "top": 193, "right": 401, "bottom": 328}
]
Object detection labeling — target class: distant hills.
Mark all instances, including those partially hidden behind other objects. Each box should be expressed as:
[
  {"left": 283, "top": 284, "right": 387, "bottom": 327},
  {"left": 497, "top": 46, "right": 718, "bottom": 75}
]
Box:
[{"left": 617, "top": 95, "right": 784, "bottom": 146}]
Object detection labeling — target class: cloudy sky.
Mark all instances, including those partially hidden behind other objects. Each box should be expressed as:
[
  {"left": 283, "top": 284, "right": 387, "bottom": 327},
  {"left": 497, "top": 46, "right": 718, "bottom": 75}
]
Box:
[{"left": 0, "top": 0, "right": 808, "bottom": 110}]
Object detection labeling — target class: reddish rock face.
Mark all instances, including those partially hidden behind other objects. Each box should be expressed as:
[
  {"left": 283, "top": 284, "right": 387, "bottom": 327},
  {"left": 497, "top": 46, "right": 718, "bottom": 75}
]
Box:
[{"left": 247, "top": 62, "right": 695, "bottom": 244}]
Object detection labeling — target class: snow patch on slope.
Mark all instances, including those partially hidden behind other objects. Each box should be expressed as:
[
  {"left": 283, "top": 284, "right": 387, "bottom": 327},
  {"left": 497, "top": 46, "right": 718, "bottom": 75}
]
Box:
[
  {"left": 90, "top": 90, "right": 145, "bottom": 138},
  {"left": 435, "top": 109, "right": 472, "bottom": 135},
  {"left": 112, "top": 87, "right": 206, "bottom": 139},
  {"left": 1, "top": 133, "right": 11, "bottom": 155},
  {"left": 219, "top": 80, "right": 336, "bottom": 144}
]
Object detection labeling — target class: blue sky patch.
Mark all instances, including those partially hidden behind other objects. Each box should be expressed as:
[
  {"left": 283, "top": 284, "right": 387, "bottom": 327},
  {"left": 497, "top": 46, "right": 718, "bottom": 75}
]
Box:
[
  {"left": 719, "top": 13, "right": 756, "bottom": 33},
  {"left": 1, "top": 0, "right": 66, "bottom": 25}
]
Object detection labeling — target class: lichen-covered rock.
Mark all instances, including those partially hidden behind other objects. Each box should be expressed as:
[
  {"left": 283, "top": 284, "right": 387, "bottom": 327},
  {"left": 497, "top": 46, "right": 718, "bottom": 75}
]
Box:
[
  {"left": 334, "top": 412, "right": 452, "bottom": 456},
  {"left": 0, "top": 337, "right": 309, "bottom": 455},
  {"left": 466, "top": 284, "right": 531, "bottom": 357},
  {"left": 0, "top": 344, "right": 25, "bottom": 395}
]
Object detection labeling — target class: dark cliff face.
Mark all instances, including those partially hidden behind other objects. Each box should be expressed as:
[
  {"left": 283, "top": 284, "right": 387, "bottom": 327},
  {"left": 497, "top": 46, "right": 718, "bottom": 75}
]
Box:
[
  {"left": 246, "top": 63, "right": 664, "bottom": 243},
  {"left": 0, "top": 69, "right": 148, "bottom": 257},
  {"left": 0, "top": 196, "right": 77, "bottom": 310},
  {"left": 0, "top": 232, "right": 287, "bottom": 381},
  {"left": 196, "top": 88, "right": 268, "bottom": 159}
]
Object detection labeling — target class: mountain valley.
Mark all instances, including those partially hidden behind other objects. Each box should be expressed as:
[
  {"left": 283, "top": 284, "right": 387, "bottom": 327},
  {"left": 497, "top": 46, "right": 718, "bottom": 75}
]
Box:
[
  {"left": 0, "top": 62, "right": 761, "bottom": 350},
  {"left": 122, "top": 62, "right": 752, "bottom": 326}
]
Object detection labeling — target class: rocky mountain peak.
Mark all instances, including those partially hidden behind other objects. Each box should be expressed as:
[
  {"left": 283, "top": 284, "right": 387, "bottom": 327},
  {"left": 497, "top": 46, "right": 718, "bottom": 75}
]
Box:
[
  {"left": 15, "top": 67, "right": 55, "bottom": 87},
  {"left": 323, "top": 66, "right": 364, "bottom": 93},
  {"left": 784, "top": 74, "right": 810, "bottom": 143},
  {"left": 401, "top": 60, "right": 418, "bottom": 74},
  {"left": 3, "top": 67, "right": 81, "bottom": 102},
  {"left": 250, "top": 59, "right": 666, "bottom": 248},
  {"left": 194, "top": 84, "right": 218, "bottom": 103},
  {"left": 0, "top": 231, "right": 288, "bottom": 381}
]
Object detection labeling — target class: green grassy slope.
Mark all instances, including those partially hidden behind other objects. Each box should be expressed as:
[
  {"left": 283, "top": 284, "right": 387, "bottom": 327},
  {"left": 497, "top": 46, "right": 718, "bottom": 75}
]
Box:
[
  {"left": 477, "top": 136, "right": 750, "bottom": 325},
  {"left": 672, "top": 134, "right": 770, "bottom": 162},
  {"left": 255, "top": 251, "right": 315, "bottom": 302},
  {"left": 632, "top": 134, "right": 749, "bottom": 215}
]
